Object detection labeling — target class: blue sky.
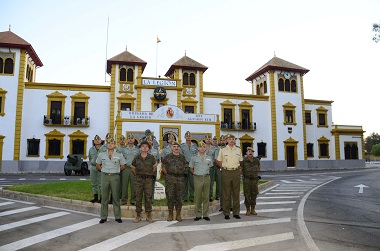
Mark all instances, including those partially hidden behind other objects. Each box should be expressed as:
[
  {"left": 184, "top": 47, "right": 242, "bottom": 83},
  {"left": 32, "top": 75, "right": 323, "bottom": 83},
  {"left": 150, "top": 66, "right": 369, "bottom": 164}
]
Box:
[{"left": 1, "top": 0, "right": 379, "bottom": 137}]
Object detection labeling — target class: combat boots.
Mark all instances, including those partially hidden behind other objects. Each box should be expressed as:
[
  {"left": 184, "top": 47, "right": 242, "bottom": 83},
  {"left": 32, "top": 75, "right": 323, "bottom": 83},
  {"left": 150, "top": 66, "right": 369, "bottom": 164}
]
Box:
[
  {"left": 133, "top": 212, "right": 141, "bottom": 223},
  {"left": 251, "top": 206, "right": 257, "bottom": 215},
  {"left": 245, "top": 206, "right": 251, "bottom": 216},
  {"left": 167, "top": 210, "right": 174, "bottom": 221},
  {"left": 146, "top": 212, "right": 154, "bottom": 223},
  {"left": 90, "top": 194, "right": 98, "bottom": 203},
  {"left": 176, "top": 208, "right": 182, "bottom": 222}
]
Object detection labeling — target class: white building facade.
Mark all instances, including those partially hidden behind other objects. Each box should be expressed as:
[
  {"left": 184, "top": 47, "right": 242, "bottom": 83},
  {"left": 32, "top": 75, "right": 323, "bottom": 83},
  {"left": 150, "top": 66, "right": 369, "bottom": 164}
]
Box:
[{"left": 0, "top": 30, "right": 365, "bottom": 173}]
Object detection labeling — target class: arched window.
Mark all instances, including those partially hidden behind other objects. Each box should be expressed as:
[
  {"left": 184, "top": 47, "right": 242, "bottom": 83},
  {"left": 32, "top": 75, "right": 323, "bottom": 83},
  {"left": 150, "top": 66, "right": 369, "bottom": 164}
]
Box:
[
  {"left": 285, "top": 79, "right": 290, "bottom": 92},
  {"left": 0, "top": 58, "right": 3, "bottom": 73},
  {"left": 264, "top": 81, "right": 267, "bottom": 93},
  {"left": 119, "top": 68, "right": 126, "bottom": 81},
  {"left": 256, "top": 85, "right": 260, "bottom": 95},
  {"left": 278, "top": 78, "right": 284, "bottom": 91},
  {"left": 183, "top": 73, "right": 189, "bottom": 85},
  {"left": 189, "top": 73, "right": 195, "bottom": 86},
  {"left": 26, "top": 65, "right": 30, "bottom": 80},
  {"left": 291, "top": 80, "right": 297, "bottom": 92},
  {"left": 127, "top": 68, "right": 133, "bottom": 81},
  {"left": 4, "top": 58, "right": 14, "bottom": 74}
]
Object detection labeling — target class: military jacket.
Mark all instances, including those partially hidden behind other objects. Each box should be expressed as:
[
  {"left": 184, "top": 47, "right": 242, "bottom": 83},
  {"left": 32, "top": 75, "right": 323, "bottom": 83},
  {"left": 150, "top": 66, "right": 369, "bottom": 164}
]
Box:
[
  {"left": 205, "top": 145, "right": 216, "bottom": 161},
  {"left": 160, "top": 145, "right": 172, "bottom": 159},
  {"left": 180, "top": 142, "right": 198, "bottom": 163},
  {"left": 88, "top": 145, "right": 101, "bottom": 166},
  {"left": 96, "top": 150, "right": 126, "bottom": 173},
  {"left": 132, "top": 154, "right": 157, "bottom": 175},
  {"left": 241, "top": 156, "right": 261, "bottom": 179},
  {"left": 120, "top": 145, "right": 139, "bottom": 166},
  {"left": 162, "top": 153, "right": 187, "bottom": 175},
  {"left": 189, "top": 153, "right": 213, "bottom": 175},
  {"left": 148, "top": 148, "right": 160, "bottom": 162}
]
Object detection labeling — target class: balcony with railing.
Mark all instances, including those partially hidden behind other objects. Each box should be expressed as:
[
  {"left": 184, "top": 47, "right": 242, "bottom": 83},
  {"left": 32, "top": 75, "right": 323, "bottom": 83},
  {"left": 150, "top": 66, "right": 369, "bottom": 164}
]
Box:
[
  {"left": 43, "top": 115, "right": 90, "bottom": 127},
  {"left": 220, "top": 121, "right": 256, "bottom": 131}
]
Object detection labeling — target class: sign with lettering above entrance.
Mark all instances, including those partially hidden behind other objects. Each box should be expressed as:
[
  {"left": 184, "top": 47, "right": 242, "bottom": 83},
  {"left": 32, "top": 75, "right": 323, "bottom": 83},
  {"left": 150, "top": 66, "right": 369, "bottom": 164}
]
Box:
[{"left": 142, "top": 78, "right": 177, "bottom": 87}]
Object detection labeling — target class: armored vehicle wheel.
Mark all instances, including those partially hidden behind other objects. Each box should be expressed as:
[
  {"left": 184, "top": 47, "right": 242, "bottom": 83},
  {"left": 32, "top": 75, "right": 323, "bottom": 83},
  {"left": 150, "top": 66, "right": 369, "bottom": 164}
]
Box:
[
  {"left": 64, "top": 169, "right": 72, "bottom": 176},
  {"left": 81, "top": 162, "right": 89, "bottom": 176}
]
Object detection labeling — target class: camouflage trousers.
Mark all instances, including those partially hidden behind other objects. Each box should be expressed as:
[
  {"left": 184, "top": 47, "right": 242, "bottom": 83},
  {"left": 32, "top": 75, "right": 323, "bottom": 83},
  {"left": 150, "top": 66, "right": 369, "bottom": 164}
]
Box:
[
  {"left": 134, "top": 175, "right": 154, "bottom": 213},
  {"left": 165, "top": 175, "right": 185, "bottom": 210},
  {"left": 243, "top": 178, "right": 259, "bottom": 207}
]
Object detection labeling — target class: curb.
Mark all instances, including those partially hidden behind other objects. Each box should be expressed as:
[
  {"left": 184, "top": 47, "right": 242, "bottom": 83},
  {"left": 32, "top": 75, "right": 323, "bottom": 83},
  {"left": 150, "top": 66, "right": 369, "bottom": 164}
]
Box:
[{"left": 0, "top": 181, "right": 275, "bottom": 219}]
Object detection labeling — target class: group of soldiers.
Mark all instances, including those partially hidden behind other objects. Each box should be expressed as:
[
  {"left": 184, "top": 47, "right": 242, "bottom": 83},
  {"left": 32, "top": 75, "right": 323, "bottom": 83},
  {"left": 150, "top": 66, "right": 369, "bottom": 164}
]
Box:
[{"left": 88, "top": 130, "right": 261, "bottom": 224}]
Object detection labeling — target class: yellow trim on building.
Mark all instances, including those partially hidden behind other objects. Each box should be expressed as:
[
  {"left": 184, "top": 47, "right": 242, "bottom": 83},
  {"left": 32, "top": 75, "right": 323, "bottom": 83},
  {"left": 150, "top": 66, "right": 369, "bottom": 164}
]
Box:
[
  {"left": 46, "top": 91, "right": 67, "bottom": 125},
  {"left": 70, "top": 92, "right": 90, "bottom": 123},
  {"left": 68, "top": 130, "right": 89, "bottom": 159},
  {"left": 44, "top": 129, "right": 65, "bottom": 159},
  {"left": 25, "top": 82, "right": 110, "bottom": 92},
  {"left": 0, "top": 88, "right": 7, "bottom": 116},
  {"left": 269, "top": 71, "right": 278, "bottom": 160},
  {"left": 204, "top": 92, "right": 269, "bottom": 101},
  {"left": 284, "top": 137, "right": 298, "bottom": 167},
  {"left": 199, "top": 71, "right": 204, "bottom": 113},
  {"left": 300, "top": 75, "right": 308, "bottom": 159},
  {"left": 0, "top": 134, "right": 4, "bottom": 171},
  {"left": 109, "top": 65, "right": 116, "bottom": 133}
]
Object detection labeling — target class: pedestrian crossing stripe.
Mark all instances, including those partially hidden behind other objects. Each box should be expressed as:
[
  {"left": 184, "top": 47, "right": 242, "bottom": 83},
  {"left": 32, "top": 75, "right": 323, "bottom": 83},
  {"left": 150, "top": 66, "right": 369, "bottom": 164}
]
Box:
[{"left": 0, "top": 206, "right": 40, "bottom": 217}]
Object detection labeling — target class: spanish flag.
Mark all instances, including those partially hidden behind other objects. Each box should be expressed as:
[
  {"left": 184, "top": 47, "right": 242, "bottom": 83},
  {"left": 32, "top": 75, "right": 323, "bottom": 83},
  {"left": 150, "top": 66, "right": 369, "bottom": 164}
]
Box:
[{"left": 157, "top": 37, "right": 161, "bottom": 43}]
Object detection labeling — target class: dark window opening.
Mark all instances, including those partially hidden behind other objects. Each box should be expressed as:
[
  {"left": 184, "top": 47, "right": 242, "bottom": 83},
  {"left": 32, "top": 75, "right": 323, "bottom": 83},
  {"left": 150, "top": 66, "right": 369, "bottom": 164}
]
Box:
[
  {"left": 72, "top": 139, "right": 84, "bottom": 154},
  {"left": 241, "top": 109, "right": 250, "bottom": 129},
  {"left": 305, "top": 112, "right": 311, "bottom": 124},
  {"left": 50, "top": 101, "right": 62, "bottom": 125},
  {"left": 257, "top": 142, "right": 266, "bottom": 157},
  {"left": 27, "top": 139, "right": 40, "bottom": 156},
  {"left": 285, "top": 110, "right": 293, "bottom": 123},
  {"left": 319, "top": 143, "right": 329, "bottom": 157},
  {"left": 119, "top": 68, "right": 126, "bottom": 81},
  {"left": 189, "top": 73, "right": 195, "bottom": 86},
  {"left": 127, "top": 68, "right": 133, "bottom": 81},
  {"left": 4, "top": 58, "right": 14, "bottom": 74},
  {"left": 344, "top": 142, "right": 358, "bottom": 159},
  {"left": 74, "top": 102, "right": 85, "bottom": 125},
  {"left": 223, "top": 108, "right": 233, "bottom": 129},
  {"left": 307, "top": 143, "right": 314, "bottom": 157},
  {"left": 256, "top": 85, "right": 260, "bottom": 95},
  {"left": 184, "top": 106, "right": 194, "bottom": 113},
  {"left": 48, "top": 139, "right": 61, "bottom": 156},
  {"left": 121, "top": 103, "right": 131, "bottom": 111},
  {"left": 264, "top": 81, "right": 267, "bottom": 93},
  {"left": 183, "top": 73, "right": 189, "bottom": 85},
  {"left": 291, "top": 80, "right": 297, "bottom": 92},
  {"left": 278, "top": 79, "right": 284, "bottom": 91},
  {"left": 0, "top": 97, "right": 2, "bottom": 112},
  {"left": 319, "top": 113, "right": 326, "bottom": 126},
  {"left": 285, "top": 79, "right": 290, "bottom": 92},
  {"left": 0, "top": 58, "right": 3, "bottom": 73}
]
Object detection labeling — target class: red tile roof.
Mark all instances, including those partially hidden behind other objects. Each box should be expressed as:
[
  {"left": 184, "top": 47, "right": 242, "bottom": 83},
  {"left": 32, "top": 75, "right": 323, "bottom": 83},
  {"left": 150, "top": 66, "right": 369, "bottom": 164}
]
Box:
[
  {"left": 245, "top": 56, "right": 309, "bottom": 81},
  {"left": 165, "top": 55, "right": 208, "bottom": 77},
  {"left": 0, "top": 31, "right": 43, "bottom": 67},
  {"left": 107, "top": 50, "right": 147, "bottom": 74}
]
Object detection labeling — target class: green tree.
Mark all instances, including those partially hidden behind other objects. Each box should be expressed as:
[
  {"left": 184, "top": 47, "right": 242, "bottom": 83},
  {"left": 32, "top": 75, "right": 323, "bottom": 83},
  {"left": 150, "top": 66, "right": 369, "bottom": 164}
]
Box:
[
  {"left": 373, "top": 22, "right": 380, "bottom": 43},
  {"left": 371, "top": 144, "right": 380, "bottom": 157},
  {"left": 364, "top": 132, "right": 380, "bottom": 153}
]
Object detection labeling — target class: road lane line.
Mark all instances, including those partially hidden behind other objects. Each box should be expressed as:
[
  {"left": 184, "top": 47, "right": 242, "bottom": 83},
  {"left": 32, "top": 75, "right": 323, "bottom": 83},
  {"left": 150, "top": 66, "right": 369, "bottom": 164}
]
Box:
[
  {"left": 0, "top": 206, "right": 40, "bottom": 217},
  {"left": 0, "top": 218, "right": 99, "bottom": 251},
  {"left": 79, "top": 221, "right": 177, "bottom": 251},
  {"left": 18, "top": 178, "right": 26, "bottom": 181},
  {"left": 0, "top": 179, "right": 5, "bottom": 181},
  {"left": 272, "top": 189, "right": 309, "bottom": 192},
  {"left": 0, "top": 212, "right": 70, "bottom": 232},
  {"left": 279, "top": 184, "right": 315, "bottom": 187},
  {"left": 39, "top": 178, "right": 46, "bottom": 180},
  {"left": 257, "top": 196, "right": 300, "bottom": 199},
  {"left": 257, "top": 201, "right": 296, "bottom": 205},
  {"left": 240, "top": 208, "right": 293, "bottom": 214},
  {"left": 188, "top": 232, "right": 294, "bottom": 251},
  {"left": 156, "top": 217, "right": 291, "bottom": 233},
  {"left": 297, "top": 177, "right": 341, "bottom": 251},
  {"left": 0, "top": 198, "right": 35, "bottom": 205},
  {"left": 265, "top": 192, "right": 304, "bottom": 195},
  {"left": 0, "top": 202, "right": 15, "bottom": 207}
]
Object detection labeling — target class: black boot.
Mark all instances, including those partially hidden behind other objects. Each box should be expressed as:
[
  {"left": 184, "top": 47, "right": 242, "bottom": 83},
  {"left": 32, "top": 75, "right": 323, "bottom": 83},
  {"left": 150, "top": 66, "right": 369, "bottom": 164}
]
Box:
[
  {"left": 90, "top": 194, "right": 98, "bottom": 203},
  {"left": 98, "top": 195, "right": 101, "bottom": 203}
]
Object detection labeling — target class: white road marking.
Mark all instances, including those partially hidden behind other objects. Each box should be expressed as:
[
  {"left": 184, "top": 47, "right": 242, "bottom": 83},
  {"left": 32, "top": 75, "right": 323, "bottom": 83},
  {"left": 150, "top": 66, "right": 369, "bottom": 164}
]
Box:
[
  {"left": 272, "top": 189, "right": 309, "bottom": 192},
  {"left": 188, "top": 232, "right": 295, "bottom": 251},
  {"left": 18, "top": 178, "right": 26, "bottom": 181},
  {"left": 257, "top": 196, "right": 300, "bottom": 199},
  {"left": 59, "top": 178, "right": 66, "bottom": 180},
  {"left": 39, "top": 178, "right": 46, "bottom": 180},
  {"left": 0, "top": 202, "right": 15, "bottom": 207},
  {"left": 265, "top": 192, "right": 304, "bottom": 195},
  {"left": 279, "top": 184, "right": 315, "bottom": 187},
  {"left": 0, "top": 198, "right": 35, "bottom": 205},
  {"left": 80, "top": 178, "right": 86, "bottom": 180},
  {"left": 0, "top": 179, "right": 5, "bottom": 180},
  {"left": 240, "top": 208, "right": 293, "bottom": 214},
  {"left": 257, "top": 201, "right": 296, "bottom": 205},
  {"left": 0, "top": 218, "right": 99, "bottom": 251},
  {"left": 79, "top": 221, "right": 176, "bottom": 251},
  {"left": 157, "top": 218, "right": 291, "bottom": 233},
  {"left": 0, "top": 212, "right": 70, "bottom": 232},
  {"left": 0, "top": 206, "right": 40, "bottom": 217},
  {"left": 297, "top": 177, "right": 341, "bottom": 251}
]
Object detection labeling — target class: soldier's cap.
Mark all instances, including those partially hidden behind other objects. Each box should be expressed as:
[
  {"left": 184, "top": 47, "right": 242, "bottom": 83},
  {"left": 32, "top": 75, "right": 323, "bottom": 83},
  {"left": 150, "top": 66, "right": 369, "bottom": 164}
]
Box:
[
  {"left": 108, "top": 137, "right": 115, "bottom": 143},
  {"left": 185, "top": 131, "right": 191, "bottom": 137},
  {"left": 205, "top": 133, "right": 212, "bottom": 139},
  {"left": 145, "top": 129, "right": 151, "bottom": 135},
  {"left": 106, "top": 133, "right": 113, "bottom": 139},
  {"left": 119, "top": 135, "right": 126, "bottom": 141},
  {"left": 212, "top": 136, "right": 218, "bottom": 141},
  {"left": 94, "top": 135, "right": 101, "bottom": 140},
  {"left": 127, "top": 132, "right": 134, "bottom": 139},
  {"left": 145, "top": 135, "right": 153, "bottom": 141},
  {"left": 139, "top": 140, "right": 151, "bottom": 149},
  {"left": 167, "top": 133, "right": 175, "bottom": 140},
  {"left": 171, "top": 141, "right": 180, "bottom": 147},
  {"left": 225, "top": 133, "right": 235, "bottom": 139},
  {"left": 198, "top": 141, "right": 206, "bottom": 147},
  {"left": 220, "top": 135, "right": 226, "bottom": 140},
  {"left": 246, "top": 147, "right": 254, "bottom": 152}
]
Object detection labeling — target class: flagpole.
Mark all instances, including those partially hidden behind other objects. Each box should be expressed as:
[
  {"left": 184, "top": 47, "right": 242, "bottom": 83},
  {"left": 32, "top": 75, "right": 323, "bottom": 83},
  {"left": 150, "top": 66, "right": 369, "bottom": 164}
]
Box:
[{"left": 156, "top": 36, "right": 159, "bottom": 77}]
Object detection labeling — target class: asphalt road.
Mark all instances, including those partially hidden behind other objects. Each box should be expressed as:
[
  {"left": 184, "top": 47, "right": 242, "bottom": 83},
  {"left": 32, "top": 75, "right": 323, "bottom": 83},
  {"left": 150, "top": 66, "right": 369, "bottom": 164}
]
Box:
[{"left": 0, "top": 168, "right": 379, "bottom": 250}]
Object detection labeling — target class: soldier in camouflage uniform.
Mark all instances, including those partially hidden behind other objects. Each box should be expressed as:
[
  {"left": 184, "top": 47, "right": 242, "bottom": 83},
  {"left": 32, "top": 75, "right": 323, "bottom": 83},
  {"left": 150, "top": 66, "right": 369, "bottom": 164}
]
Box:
[
  {"left": 131, "top": 141, "right": 157, "bottom": 223},
  {"left": 161, "top": 142, "right": 188, "bottom": 222},
  {"left": 180, "top": 131, "right": 198, "bottom": 202},
  {"left": 241, "top": 147, "right": 261, "bottom": 216},
  {"left": 88, "top": 135, "right": 102, "bottom": 203},
  {"left": 146, "top": 135, "right": 160, "bottom": 204}
]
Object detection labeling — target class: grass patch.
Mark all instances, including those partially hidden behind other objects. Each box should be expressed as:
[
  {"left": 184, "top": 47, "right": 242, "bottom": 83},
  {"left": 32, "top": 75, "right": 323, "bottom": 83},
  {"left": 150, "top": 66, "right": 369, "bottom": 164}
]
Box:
[{"left": 5, "top": 179, "right": 268, "bottom": 206}]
